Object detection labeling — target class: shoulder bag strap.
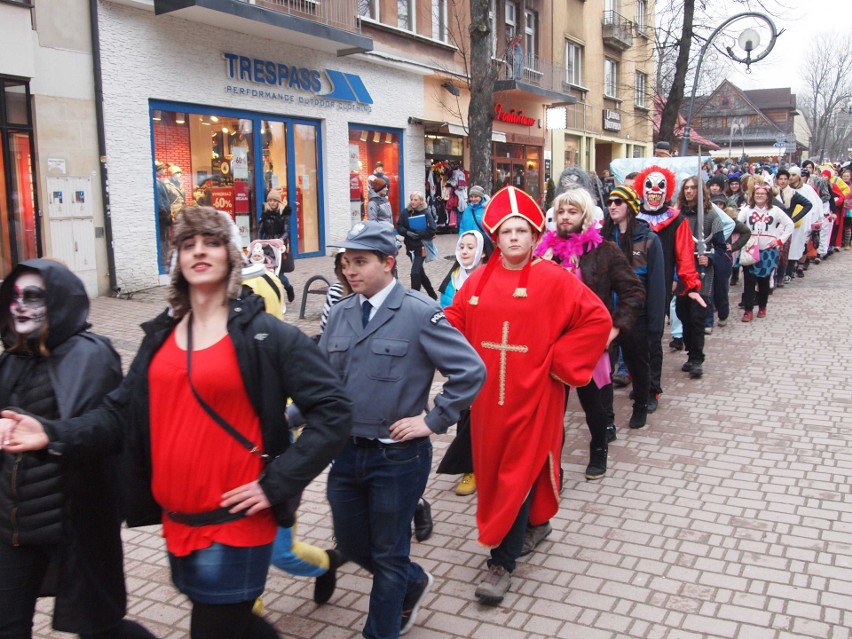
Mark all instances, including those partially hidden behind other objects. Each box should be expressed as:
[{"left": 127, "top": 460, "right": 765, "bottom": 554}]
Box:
[{"left": 186, "top": 316, "right": 268, "bottom": 461}]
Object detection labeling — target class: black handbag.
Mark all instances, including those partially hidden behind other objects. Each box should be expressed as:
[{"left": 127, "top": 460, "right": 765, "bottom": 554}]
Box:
[{"left": 281, "top": 244, "right": 296, "bottom": 273}]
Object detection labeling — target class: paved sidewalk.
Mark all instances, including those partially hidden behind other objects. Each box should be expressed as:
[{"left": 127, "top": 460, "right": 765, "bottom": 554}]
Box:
[{"left": 34, "top": 240, "right": 852, "bottom": 638}]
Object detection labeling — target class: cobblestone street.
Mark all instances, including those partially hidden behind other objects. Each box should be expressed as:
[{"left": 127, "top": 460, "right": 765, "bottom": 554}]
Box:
[{"left": 34, "top": 235, "right": 852, "bottom": 638}]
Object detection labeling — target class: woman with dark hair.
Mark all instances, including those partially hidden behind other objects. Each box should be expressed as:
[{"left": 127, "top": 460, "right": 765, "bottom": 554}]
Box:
[
  {"left": 0, "top": 260, "right": 155, "bottom": 639},
  {"left": 1, "top": 207, "right": 352, "bottom": 639}
]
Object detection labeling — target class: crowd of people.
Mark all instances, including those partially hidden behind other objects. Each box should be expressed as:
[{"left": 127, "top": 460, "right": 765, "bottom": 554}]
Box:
[{"left": 1, "top": 154, "right": 850, "bottom": 639}]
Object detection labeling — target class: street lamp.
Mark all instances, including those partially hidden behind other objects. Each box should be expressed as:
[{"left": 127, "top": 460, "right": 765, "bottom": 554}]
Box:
[{"left": 679, "top": 13, "right": 779, "bottom": 157}]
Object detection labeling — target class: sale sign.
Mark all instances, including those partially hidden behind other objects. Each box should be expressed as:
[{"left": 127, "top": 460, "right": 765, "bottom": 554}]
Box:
[
  {"left": 210, "top": 187, "right": 234, "bottom": 217},
  {"left": 234, "top": 181, "right": 250, "bottom": 214}
]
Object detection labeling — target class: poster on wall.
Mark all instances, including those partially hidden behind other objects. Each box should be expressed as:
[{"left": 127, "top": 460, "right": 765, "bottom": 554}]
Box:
[
  {"left": 232, "top": 146, "right": 249, "bottom": 180},
  {"left": 236, "top": 215, "right": 250, "bottom": 248},
  {"left": 349, "top": 144, "right": 360, "bottom": 171},
  {"left": 210, "top": 186, "right": 234, "bottom": 217},
  {"left": 234, "top": 181, "right": 249, "bottom": 215}
]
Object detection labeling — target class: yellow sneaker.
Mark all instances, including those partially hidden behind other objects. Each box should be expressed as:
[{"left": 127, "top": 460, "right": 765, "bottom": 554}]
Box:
[
  {"left": 455, "top": 473, "right": 476, "bottom": 496},
  {"left": 252, "top": 597, "right": 264, "bottom": 615}
]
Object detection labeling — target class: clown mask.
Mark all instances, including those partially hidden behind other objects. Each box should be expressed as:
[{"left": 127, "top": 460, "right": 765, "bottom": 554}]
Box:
[
  {"left": 10, "top": 272, "right": 47, "bottom": 336},
  {"left": 643, "top": 171, "right": 669, "bottom": 212}
]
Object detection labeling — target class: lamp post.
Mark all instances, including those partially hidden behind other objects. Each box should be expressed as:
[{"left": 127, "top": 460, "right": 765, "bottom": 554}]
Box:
[{"left": 679, "top": 13, "right": 779, "bottom": 157}]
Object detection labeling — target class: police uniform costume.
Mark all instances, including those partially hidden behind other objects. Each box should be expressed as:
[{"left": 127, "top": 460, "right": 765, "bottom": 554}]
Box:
[{"left": 320, "top": 222, "right": 485, "bottom": 639}]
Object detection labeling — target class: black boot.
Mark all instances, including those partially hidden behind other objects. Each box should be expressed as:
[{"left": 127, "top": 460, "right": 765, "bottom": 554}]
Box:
[
  {"left": 413, "top": 498, "right": 433, "bottom": 541},
  {"left": 629, "top": 403, "right": 648, "bottom": 429},
  {"left": 606, "top": 423, "right": 618, "bottom": 442},
  {"left": 585, "top": 445, "right": 607, "bottom": 480}
]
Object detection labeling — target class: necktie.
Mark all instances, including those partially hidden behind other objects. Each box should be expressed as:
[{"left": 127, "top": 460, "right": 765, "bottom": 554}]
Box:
[{"left": 361, "top": 300, "right": 372, "bottom": 328}]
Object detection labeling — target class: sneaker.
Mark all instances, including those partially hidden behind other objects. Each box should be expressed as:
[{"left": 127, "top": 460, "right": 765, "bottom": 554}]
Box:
[
  {"left": 757, "top": 307, "right": 767, "bottom": 319},
  {"left": 796, "top": 269, "right": 805, "bottom": 278},
  {"left": 400, "top": 571, "right": 434, "bottom": 634},
  {"left": 718, "top": 319, "right": 727, "bottom": 327},
  {"left": 629, "top": 404, "right": 648, "bottom": 429},
  {"left": 455, "top": 473, "right": 476, "bottom": 496},
  {"left": 704, "top": 326, "right": 713, "bottom": 335},
  {"left": 647, "top": 395, "right": 659, "bottom": 413},
  {"left": 475, "top": 564, "right": 511, "bottom": 606},
  {"left": 611, "top": 372, "right": 630, "bottom": 388},
  {"left": 689, "top": 362, "right": 703, "bottom": 378},
  {"left": 285, "top": 285, "right": 296, "bottom": 303},
  {"left": 669, "top": 337, "right": 684, "bottom": 351},
  {"left": 314, "top": 548, "right": 343, "bottom": 605},
  {"left": 742, "top": 311, "right": 753, "bottom": 322},
  {"left": 414, "top": 498, "right": 433, "bottom": 542},
  {"left": 681, "top": 360, "right": 694, "bottom": 372},
  {"left": 783, "top": 275, "right": 792, "bottom": 283},
  {"left": 606, "top": 423, "right": 618, "bottom": 443},
  {"left": 814, "top": 256, "right": 822, "bottom": 264},
  {"left": 585, "top": 446, "right": 607, "bottom": 480},
  {"left": 519, "top": 522, "right": 552, "bottom": 557}
]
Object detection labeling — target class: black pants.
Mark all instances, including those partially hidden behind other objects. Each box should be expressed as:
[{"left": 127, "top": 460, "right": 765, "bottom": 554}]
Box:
[
  {"left": 408, "top": 249, "right": 436, "bottom": 297},
  {"left": 489, "top": 491, "right": 533, "bottom": 573},
  {"left": 675, "top": 295, "right": 708, "bottom": 364},
  {"left": 190, "top": 601, "right": 279, "bottom": 639},
  {"left": 575, "top": 381, "right": 610, "bottom": 449},
  {"left": 742, "top": 267, "right": 771, "bottom": 311},
  {"left": 711, "top": 253, "right": 732, "bottom": 322},
  {"left": 618, "top": 322, "right": 650, "bottom": 406},
  {"left": 647, "top": 329, "right": 664, "bottom": 397}
]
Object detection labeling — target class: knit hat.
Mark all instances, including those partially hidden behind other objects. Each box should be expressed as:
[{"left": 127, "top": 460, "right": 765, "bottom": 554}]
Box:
[
  {"left": 155, "top": 160, "right": 166, "bottom": 173},
  {"left": 169, "top": 165, "right": 182, "bottom": 176},
  {"left": 608, "top": 185, "right": 640, "bottom": 216},
  {"left": 168, "top": 206, "right": 245, "bottom": 319},
  {"left": 707, "top": 174, "right": 727, "bottom": 190},
  {"left": 369, "top": 175, "right": 388, "bottom": 191},
  {"left": 469, "top": 185, "right": 487, "bottom": 199},
  {"left": 266, "top": 188, "right": 283, "bottom": 203}
]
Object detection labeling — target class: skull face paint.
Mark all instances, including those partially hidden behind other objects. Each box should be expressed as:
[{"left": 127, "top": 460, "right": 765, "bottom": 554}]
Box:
[
  {"left": 643, "top": 171, "right": 668, "bottom": 212},
  {"left": 9, "top": 272, "right": 47, "bottom": 336}
]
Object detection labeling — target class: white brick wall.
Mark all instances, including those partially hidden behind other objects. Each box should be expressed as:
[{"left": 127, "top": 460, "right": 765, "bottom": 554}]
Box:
[{"left": 98, "top": 3, "right": 425, "bottom": 292}]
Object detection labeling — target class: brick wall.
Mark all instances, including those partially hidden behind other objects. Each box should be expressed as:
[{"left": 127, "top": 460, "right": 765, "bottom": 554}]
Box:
[{"left": 154, "top": 120, "right": 192, "bottom": 201}]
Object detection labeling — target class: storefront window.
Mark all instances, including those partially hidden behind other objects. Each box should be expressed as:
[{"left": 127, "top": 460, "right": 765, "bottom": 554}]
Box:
[
  {"left": 348, "top": 126, "right": 402, "bottom": 223},
  {"left": 492, "top": 142, "right": 542, "bottom": 200},
  {"left": 0, "top": 79, "right": 39, "bottom": 279},
  {"left": 425, "top": 135, "right": 463, "bottom": 161},
  {"left": 151, "top": 104, "right": 324, "bottom": 273}
]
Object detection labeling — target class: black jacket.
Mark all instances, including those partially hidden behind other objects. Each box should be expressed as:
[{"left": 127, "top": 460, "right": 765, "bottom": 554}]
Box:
[
  {"left": 0, "top": 259, "right": 125, "bottom": 634},
  {"left": 396, "top": 206, "right": 436, "bottom": 253},
  {"left": 40, "top": 291, "right": 353, "bottom": 529}
]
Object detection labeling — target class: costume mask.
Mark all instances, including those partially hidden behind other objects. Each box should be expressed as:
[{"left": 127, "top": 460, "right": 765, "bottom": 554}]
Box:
[
  {"left": 634, "top": 165, "right": 676, "bottom": 214},
  {"left": 9, "top": 272, "right": 47, "bottom": 336}
]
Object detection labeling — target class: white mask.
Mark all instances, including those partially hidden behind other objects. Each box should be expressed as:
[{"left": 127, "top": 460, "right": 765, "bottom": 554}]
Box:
[
  {"left": 643, "top": 171, "right": 668, "bottom": 212},
  {"left": 9, "top": 272, "right": 47, "bottom": 336}
]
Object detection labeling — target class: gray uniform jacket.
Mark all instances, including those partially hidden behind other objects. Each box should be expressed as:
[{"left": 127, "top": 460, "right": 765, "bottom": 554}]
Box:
[{"left": 319, "top": 281, "right": 485, "bottom": 439}]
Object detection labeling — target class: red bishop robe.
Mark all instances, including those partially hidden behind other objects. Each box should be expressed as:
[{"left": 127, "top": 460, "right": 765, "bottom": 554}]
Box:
[{"left": 444, "top": 258, "right": 612, "bottom": 547}]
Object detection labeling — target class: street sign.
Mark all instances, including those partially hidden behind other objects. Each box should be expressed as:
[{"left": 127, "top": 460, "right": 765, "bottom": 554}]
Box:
[{"left": 772, "top": 142, "right": 785, "bottom": 148}]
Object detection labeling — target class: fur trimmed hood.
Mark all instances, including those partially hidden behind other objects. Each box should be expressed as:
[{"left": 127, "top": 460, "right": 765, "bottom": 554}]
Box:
[{"left": 168, "top": 206, "right": 244, "bottom": 318}]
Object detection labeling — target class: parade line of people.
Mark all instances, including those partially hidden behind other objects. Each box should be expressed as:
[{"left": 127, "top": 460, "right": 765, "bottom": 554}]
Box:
[{"left": 0, "top": 158, "right": 850, "bottom": 639}]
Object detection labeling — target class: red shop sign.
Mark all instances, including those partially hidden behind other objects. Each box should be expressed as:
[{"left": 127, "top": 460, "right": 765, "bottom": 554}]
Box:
[
  {"left": 494, "top": 103, "right": 536, "bottom": 127},
  {"left": 233, "top": 181, "right": 250, "bottom": 215},
  {"left": 210, "top": 187, "right": 234, "bottom": 217}
]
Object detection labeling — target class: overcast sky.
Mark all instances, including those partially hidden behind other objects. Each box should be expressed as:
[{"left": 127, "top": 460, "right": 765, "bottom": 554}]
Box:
[{"left": 718, "top": 0, "right": 846, "bottom": 93}]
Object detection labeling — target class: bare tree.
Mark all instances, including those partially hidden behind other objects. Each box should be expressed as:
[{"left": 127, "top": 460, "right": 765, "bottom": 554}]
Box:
[
  {"left": 799, "top": 33, "right": 852, "bottom": 162},
  {"left": 468, "top": 0, "right": 496, "bottom": 192}
]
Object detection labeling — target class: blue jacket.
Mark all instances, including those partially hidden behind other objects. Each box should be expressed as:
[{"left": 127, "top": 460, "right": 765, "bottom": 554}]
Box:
[{"left": 458, "top": 196, "right": 489, "bottom": 236}]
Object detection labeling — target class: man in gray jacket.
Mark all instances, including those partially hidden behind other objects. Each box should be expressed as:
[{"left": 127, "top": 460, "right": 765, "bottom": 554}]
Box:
[{"left": 320, "top": 221, "right": 485, "bottom": 639}]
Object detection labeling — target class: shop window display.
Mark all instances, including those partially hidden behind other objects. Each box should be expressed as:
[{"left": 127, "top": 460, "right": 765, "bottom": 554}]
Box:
[{"left": 347, "top": 126, "right": 401, "bottom": 223}]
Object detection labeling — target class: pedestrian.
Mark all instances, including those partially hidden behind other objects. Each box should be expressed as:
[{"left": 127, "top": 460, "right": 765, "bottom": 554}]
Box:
[
  {"left": 444, "top": 186, "right": 612, "bottom": 605},
  {"left": 534, "top": 188, "right": 644, "bottom": 479},
  {"left": 673, "top": 176, "right": 724, "bottom": 378},
  {"left": 258, "top": 189, "right": 296, "bottom": 302},
  {"left": 436, "top": 230, "right": 488, "bottom": 496},
  {"left": 396, "top": 191, "right": 438, "bottom": 299},
  {"left": 320, "top": 220, "right": 485, "bottom": 638},
  {"left": 601, "top": 185, "right": 666, "bottom": 434},
  {"left": 1, "top": 206, "right": 353, "bottom": 639},
  {"left": 458, "top": 185, "right": 492, "bottom": 260},
  {"left": 0, "top": 260, "right": 157, "bottom": 639},
  {"left": 367, "top": 176, "right": 394, "bottom": 227},
  {"left": 737, "top": 179, "right": 793, "bottom": 321}
]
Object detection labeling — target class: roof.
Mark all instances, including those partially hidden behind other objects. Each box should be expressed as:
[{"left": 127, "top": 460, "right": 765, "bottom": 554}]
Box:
[{"left": 743, "top": 88, "right": 796, "bottom": 110}]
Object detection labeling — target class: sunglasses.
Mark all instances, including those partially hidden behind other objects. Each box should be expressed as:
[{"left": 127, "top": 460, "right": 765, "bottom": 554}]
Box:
[{"left": 607, "top": 198, "right": 625, "bottom": 206}]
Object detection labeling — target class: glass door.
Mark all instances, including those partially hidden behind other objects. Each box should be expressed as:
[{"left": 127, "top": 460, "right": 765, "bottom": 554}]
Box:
[{"left": 292, "top": 123, "right": 321, "bottom": 254}]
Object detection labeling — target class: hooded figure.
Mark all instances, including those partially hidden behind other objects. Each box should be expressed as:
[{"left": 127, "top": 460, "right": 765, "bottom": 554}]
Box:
[
  {"left": 0, "top": 260, "right": 144, "bottom": 636},
  {"left": 438, "top": 229, "right": 486, "bottom": 308}
]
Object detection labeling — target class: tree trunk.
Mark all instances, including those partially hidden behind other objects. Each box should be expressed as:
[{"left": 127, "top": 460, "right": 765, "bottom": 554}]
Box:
[
  {"left": 658, "top": 0, "right": 695, "bottom": 149},
  {"left": 468, "top": 0, "right": 495, "bottom": 192}
]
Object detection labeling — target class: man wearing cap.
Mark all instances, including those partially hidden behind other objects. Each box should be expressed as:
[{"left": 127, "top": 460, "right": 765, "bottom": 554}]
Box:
[
  {"left": 444, "top": 186, "right": 612, "bottom": 606},
  {"left": 320, "top": 221, "right": 485, "bottom": 638}
]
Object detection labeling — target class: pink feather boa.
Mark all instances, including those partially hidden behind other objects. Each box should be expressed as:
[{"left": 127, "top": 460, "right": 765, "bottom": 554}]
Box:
[{"left": 534, "top": 226, "right": 603, "bottom": 269}]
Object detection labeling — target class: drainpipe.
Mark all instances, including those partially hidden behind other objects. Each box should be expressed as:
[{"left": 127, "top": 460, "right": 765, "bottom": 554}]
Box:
[{"left": 89, "top": 0, "right": 119, "bottom": 293}]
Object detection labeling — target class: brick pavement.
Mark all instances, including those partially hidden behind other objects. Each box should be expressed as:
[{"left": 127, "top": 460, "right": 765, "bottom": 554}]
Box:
[{"left": 33, "top": 238, "right": 852, "bottom": 638}]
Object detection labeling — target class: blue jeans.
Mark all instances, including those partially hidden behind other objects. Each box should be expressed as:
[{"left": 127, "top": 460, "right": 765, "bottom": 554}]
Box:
[
  {"left": 169, "top": 542, "right": 273, "bottom": 605},
  {"left": 327, "top": 438, "right": 432, "bottom": 639}
]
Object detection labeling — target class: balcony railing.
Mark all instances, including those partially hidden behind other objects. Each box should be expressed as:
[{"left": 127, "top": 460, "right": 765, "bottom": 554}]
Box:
[
  {"left": 602, "top": 11, "right": 633, "bottom": 50},
  {"left": 494, "top": 40, "right": 566, "bottom": 97},
  {"left": 245, "top": 0, "right": 362, "bottom": 34}
]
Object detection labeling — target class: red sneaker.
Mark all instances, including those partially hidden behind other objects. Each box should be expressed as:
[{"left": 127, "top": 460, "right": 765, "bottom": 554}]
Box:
[
  {"left": 742, "top": 311, "right": 754, "bottom": 322},
  {"left": 757, "top": 307, "right": 767, "bottom": 318}
]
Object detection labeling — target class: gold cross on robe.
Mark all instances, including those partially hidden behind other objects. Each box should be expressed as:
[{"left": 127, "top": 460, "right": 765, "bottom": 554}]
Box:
[{"left": 481, "top": 321, "right": 529, "bottom": 406}]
